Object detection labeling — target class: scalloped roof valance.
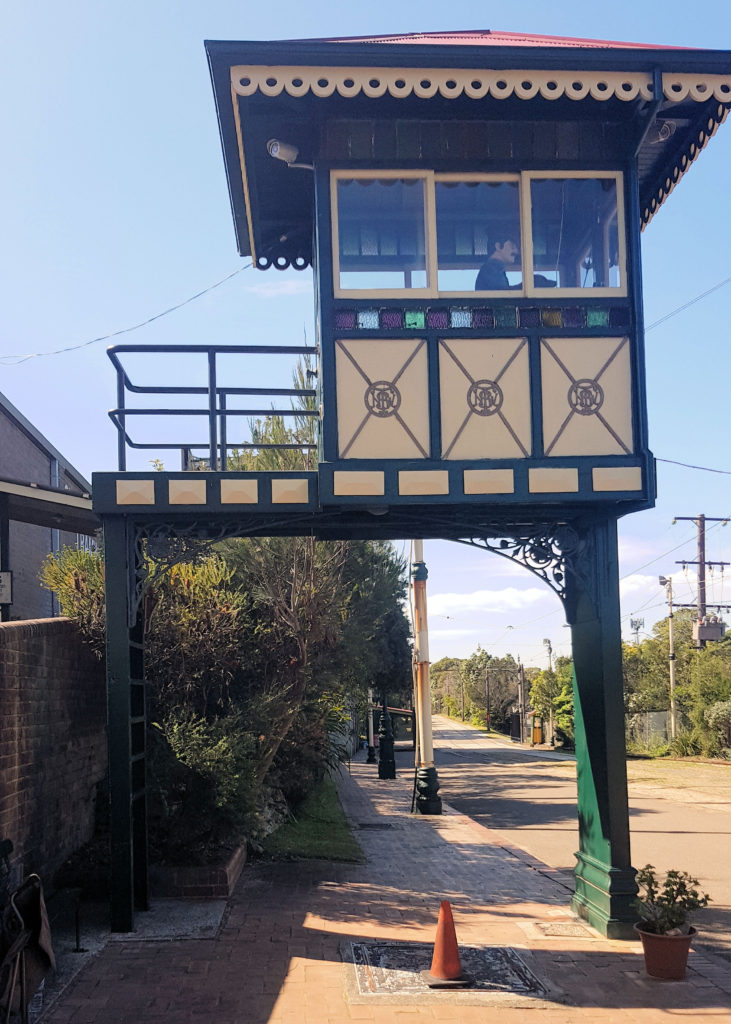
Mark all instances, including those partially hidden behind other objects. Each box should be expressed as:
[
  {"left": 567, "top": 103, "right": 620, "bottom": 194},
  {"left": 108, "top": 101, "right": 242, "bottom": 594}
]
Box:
[{"left": 231, "top": 65, "right": 731, "bottom": 104}]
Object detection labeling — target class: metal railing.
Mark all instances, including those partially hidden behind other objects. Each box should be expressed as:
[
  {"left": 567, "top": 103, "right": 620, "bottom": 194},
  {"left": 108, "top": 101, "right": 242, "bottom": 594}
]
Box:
[{"left": 107, "top": 344, "right": 319, "bottom": 471}]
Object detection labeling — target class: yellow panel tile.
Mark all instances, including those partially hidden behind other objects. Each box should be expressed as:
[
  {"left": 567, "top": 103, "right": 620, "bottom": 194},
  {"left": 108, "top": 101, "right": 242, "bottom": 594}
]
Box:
[
  {"left": 271, "top": 478, "right": 310, "bottom": 504},
  {"left": 463, "top": 469, "right": 515, "bottom": 495},
  {"left": 168, "top": 479, "right": 207, "bottom": 505},
  {"left": 220, "top": 479, "right": 259, "bottom": 504},
  {"left": 592, "top": 466, "right": 643, "bottom": 492},
  {"left": 333, "top": 471, "right": 385, "bottom": 496},
  {"left": 529, "top": 467, "right": 579, "bottom": 493},
  {"left": 398, "top": 471, "right": 450, "bottom": 496},
  {"left": 116, "top": 479, "right": 155, "bottom": 505}
]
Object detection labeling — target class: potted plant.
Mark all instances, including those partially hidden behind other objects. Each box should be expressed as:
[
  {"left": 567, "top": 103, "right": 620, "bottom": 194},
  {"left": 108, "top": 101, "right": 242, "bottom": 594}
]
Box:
[{"left": 633, "top": 864, "right": 711, "bottom": 980}]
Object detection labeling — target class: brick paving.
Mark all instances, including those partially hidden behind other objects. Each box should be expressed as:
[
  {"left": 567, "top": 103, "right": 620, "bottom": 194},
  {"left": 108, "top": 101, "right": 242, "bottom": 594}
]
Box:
[{"left": 41, "top": 756, "right": 731, "bottom": 1024}]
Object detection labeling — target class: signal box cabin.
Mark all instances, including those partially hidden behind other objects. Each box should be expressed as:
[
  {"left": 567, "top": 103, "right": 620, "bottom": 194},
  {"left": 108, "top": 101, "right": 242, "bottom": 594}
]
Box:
[
  {"left": 95, "top": 32, "right": 731, "bottom": 937},
  {"left": 204, "top": 31, "right": 729, "bottom": 525}
]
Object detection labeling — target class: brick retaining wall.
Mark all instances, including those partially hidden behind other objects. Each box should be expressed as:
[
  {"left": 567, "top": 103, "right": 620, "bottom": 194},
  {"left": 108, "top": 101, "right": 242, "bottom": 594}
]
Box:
[{"left": 0, "top": 618, "right": 106, "bottom": 887}]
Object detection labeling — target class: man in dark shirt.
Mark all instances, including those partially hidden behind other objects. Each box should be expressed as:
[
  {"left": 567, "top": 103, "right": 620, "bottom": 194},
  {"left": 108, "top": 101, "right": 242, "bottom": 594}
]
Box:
[{"left": 475, "top": 237, "right": 521, "bottom": 290}]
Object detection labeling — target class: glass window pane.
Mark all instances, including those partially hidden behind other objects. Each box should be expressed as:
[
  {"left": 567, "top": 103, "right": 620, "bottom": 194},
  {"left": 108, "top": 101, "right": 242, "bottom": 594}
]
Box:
[
  {"left": 337, "top": 178, "right": 427, "bottom": 290},
  {"left": 530, "top": 177, "right": 621, "bottom": 290},
  {"left": 436, "top": 180, "right": 522, "bottom": 292}
]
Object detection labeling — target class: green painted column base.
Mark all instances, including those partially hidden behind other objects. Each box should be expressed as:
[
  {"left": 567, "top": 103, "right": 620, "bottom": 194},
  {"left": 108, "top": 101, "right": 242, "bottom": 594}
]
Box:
[
  {"left": 414, "top": 766, "right": 442, "bottom": 815},
  {"left": 571, "top": 852, "right": 638, "bottom": 939}
]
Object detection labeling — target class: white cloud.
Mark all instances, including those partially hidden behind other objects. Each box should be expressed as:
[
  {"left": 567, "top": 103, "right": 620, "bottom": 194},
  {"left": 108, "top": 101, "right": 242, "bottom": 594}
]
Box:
[{"left": 429, "top": 586, "right": 548, "bottom": 617}]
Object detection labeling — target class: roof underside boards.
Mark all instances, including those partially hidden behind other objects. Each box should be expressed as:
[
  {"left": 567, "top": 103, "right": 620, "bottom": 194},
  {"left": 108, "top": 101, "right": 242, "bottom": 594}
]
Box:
[{"left": 205, "top": 36, "right": 731, "bottom": 265}]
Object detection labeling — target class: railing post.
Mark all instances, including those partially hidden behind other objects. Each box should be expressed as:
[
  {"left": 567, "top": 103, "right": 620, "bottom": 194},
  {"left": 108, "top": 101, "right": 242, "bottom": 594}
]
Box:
[
  {"left": 117, "top": 370, "right": 126, "bottom": 471},
  {"left": 208, "top": 350, "right": 218, "bottom": 470},
  {"left": 219, "top": 392, "right": 228, "bottom": 471}
]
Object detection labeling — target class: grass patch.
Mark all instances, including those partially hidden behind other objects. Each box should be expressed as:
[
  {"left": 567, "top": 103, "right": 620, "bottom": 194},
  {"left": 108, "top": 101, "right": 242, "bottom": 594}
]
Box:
[{"left": 262, "top": 774, "right": 365, "bottom": 863}]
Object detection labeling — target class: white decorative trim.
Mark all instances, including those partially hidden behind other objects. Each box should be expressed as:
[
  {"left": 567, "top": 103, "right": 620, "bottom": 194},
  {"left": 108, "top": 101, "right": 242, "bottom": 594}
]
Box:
[{"left": 231, "top": 65, "right": 731, "bottom": 104}]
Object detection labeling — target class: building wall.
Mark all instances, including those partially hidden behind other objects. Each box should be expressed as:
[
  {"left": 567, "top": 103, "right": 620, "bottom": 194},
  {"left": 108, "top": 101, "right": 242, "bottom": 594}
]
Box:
[
  {"left": 0, "top": 409, "right": 92, "bottom": 620},
  {"left": 0, "top": 618, "right": 107, "bottom": 887}
]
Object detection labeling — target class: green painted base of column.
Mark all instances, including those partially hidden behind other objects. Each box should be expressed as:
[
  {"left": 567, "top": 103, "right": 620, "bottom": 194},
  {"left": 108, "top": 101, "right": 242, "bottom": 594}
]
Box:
[
  {"left": 414, "top": 766, "right": 442, "bottom": 815},
  {"left": 571, "top": 852, "right": 638, "bottom": 939}
]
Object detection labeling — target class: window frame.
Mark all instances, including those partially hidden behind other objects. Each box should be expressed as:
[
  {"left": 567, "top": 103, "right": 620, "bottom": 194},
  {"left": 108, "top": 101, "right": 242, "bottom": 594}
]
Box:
[
  {"left": 330, "top": 169, "right": 437, "bottom": 299},
  {"left": 521, "top": 170, "right": 628, "bottom": 299},
  {"left": 330, "top": 168, "right": 627, "bottom": 300}
]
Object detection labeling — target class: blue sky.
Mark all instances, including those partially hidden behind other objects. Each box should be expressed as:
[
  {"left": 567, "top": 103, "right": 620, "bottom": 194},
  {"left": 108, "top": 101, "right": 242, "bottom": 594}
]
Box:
[{"left": 2, "top": 2, "right": 730, "bottom": 666}]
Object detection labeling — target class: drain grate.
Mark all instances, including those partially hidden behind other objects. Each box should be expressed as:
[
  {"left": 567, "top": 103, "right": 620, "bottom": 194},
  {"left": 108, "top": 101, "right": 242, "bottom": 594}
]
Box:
[
  {"left": 356, "top": 822, "right": 394, "bottom": 830},
  {"left": 349, "top": 940, "right": 547, "bottom": 997}
]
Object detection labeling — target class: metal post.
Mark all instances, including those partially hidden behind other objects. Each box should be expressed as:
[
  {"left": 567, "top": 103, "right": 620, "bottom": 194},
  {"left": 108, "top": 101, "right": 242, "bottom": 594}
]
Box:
[
  {"left": 411, "top": 540, "right": 441, "bottom": 814},
  {"left": 377, "top": 688, "right": 396, "bottom": 780},
  {"left": 366, "top": 688, "right": 376, "bottom": 763}
]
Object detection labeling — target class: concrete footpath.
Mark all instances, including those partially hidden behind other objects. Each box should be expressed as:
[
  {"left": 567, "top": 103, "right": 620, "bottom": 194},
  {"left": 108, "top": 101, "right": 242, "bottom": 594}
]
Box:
[{"left": 40, "top": 755, "right": 731, "bottom": 1024}]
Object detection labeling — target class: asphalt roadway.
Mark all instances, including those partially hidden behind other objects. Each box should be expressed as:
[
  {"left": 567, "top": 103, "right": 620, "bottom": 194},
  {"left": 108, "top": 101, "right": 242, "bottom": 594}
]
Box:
[{"left": 428, "top": 714, "right": 731, "bottom": 960}]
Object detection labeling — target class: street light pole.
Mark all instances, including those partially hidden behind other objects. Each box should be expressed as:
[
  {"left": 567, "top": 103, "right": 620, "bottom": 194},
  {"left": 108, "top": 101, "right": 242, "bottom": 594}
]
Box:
[{"left": 659, "top": 576, "right": 677, "bottom": 740}]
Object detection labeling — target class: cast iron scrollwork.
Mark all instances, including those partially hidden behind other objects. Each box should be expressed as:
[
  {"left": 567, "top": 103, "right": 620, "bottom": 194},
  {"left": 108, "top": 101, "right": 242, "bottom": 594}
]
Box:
[{"left": 454, "top": 522, "right": 588, "bottom": 608}]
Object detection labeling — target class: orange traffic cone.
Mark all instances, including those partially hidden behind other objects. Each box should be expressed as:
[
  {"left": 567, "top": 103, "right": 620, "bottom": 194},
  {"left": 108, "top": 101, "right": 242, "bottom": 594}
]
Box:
[{"left": 421, "top": 900, "right": 472, "bottom": 988}]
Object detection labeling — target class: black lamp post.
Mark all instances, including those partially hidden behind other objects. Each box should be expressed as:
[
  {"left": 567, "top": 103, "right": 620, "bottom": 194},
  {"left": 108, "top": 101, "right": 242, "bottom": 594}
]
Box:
[{"left": 377, "top": 687, "right": 396, "bottom": 779}]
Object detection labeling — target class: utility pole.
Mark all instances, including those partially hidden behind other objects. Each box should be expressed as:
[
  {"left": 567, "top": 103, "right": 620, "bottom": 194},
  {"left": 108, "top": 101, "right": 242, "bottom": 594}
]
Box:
[
  {"left": 674, "top": 514, "right": 730, "bottom": 648},
  {"left": 517, "top": 658, "right": 526, "bottom": 743},
  {"left": 658, "top": 576, "right": 677, "bottom": 741},
  {"left": 484, "top": 664, "right": 491, "bottom": 733}
]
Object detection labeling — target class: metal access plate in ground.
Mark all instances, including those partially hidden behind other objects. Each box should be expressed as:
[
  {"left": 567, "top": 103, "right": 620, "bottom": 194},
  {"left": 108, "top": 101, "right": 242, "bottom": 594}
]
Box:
[{"left": 344, "top": 940, "right": 564, "bottom": 1007}]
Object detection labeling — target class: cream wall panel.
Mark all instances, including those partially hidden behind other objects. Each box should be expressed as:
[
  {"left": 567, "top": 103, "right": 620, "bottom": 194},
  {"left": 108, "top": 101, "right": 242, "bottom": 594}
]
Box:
[
  {"left": 271, "top": 478, "right": 310, "bottom": 503},
  {"left": 529, "top": 467, "right": 579, "bottom": 493},
  {"left": 439, "top": 338, "right": 531, "bottom": 460},
  {"left": 168, "top": 480, "right": 207, "bottom": 505},
  {"left": 592, "top": 466, "right": 643, "bottom": 492},
  {"left": 116, "top": 480, "right": 155, "bottom": 505},
  {"left": 541, "top": 337, "right": 633, "bottom": 457},
  {"left": 398, "top": 470, "right": 449, "bottom": 495},
  {"left": 463, "top": 469, "right": 515, "bottom": 494},
  {"left": 333, "top": 471, "right": 386, "bottom": 496},
  {"left": 220, "top": 479, "right": 259, "bottom": 504},
  {"left": 336, "top": 338, "right": 430, "bottom": 459}
]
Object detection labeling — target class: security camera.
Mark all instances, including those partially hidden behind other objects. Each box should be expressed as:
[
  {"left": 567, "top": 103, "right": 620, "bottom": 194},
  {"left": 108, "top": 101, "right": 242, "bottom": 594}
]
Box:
[{"left": 267, "top": 139, "right": 300, "bottom": 164}]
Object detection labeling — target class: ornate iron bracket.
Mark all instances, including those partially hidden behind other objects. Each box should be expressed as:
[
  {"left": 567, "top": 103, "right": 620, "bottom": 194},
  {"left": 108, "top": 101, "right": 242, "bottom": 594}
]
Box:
[{"left": 453, "top": 522, "right": 592, "bottom": 615}]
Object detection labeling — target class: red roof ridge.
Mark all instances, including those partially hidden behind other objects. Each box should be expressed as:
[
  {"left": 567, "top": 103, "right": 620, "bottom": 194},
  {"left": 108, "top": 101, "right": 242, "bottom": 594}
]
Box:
[{"left": 296, "top": 29, "right": 695, "bottom": 51}]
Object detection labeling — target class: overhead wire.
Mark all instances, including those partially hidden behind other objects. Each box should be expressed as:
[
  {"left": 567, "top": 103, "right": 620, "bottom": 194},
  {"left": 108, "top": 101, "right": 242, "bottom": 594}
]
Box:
[{"left": 0, "top": 263, "right": 252, "bottom": 365}]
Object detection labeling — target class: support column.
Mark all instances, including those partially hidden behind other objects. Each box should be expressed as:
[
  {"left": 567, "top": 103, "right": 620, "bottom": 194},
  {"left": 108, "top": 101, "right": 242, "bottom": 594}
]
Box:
[
  {"left": 104, "top": 516, "right": 148, "bottom": 932},
  {"left": 412, "top": 541, "right": 441, "bottom": 814},
  {"left": 566, "top": 517, "right": 637, "bottom": 938}
]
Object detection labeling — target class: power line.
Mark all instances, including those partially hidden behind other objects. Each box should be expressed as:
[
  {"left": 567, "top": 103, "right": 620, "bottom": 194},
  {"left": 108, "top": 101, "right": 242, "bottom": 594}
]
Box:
[
  {"left": 0, "top": 264, "right": 252, "bottom": 365},
  {"left": 657, "top": 457, "right": 731, "bottom": 476},
  {"left": 645, "top": 273, "right": 731, "bottom": 332}
]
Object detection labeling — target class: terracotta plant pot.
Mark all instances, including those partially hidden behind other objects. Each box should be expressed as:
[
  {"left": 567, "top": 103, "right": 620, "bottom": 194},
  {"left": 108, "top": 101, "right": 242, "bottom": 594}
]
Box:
[{"left": 634, "top": 923, "right": 696, "bottom": 980}]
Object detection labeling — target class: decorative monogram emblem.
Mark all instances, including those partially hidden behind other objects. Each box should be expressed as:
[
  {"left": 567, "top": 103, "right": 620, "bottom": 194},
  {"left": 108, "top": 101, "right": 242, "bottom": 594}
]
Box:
[
  {"left": 467, "top": 379, "right": 504, "bottom": 417},
  {"left": 365, "top": 381, "right": 401, "bottom": 418},
  {"left": 568, "top": 378, "right": 604, "bottom": 416}
]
